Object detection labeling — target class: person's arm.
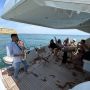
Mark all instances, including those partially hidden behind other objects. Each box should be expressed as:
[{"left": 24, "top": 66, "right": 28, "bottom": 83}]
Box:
[
  {"left": 6, "top": 43, "right": 24, "bottom": 57},
  {"left": 6, "top": 43, "right": 13, "bottom": 56},
  {"left": 14, "top": 53, "right": 24, "bottom": 57},
  {"left": 54, "top": 37, "right": 58, "bottom": 44}
]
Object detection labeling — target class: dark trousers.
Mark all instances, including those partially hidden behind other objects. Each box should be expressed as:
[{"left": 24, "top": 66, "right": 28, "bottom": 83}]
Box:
[{"left": 62, "top": 51, "right": 68, "bottom": 64}]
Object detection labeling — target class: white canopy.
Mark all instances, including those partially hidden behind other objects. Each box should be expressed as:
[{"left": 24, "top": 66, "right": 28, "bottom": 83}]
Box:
[{"left": 2, "top": 0, "right": 90, "bottom": 33}]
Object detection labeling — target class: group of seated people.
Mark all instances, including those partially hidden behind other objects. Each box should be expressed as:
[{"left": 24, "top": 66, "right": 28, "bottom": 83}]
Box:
[{"left": 48, "top": 37, "right": 90, "bottom": 69}]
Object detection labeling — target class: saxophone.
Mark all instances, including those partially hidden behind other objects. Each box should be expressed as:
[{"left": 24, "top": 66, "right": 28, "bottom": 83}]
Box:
[{"left": 22, "top": 48, "right": 30, "bottom": 61}]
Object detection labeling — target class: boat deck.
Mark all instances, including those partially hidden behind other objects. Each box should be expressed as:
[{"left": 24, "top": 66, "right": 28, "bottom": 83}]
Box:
[{"left": 0, "top": 47, "right": 89, "bottom": 90}]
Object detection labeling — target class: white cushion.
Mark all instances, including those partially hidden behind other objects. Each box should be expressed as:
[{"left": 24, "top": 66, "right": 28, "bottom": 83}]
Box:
[
  {"left": 69, "top": 81, "right": 90, "bottom": 90},
  {"left": 3, "top": 56, "right": 13, "bottom": 64}
]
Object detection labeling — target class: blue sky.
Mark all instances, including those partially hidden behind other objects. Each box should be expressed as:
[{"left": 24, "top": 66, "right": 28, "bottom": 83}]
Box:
[{"left": 0, "top": 0, "right": 90, "bottom": 35}]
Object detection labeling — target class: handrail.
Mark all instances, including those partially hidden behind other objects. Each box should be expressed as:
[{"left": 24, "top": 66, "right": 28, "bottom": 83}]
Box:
[
  {"left": 46, "top": 0, "right": 90, "bottom": 5},
  {"left": 45, "top": 0, "right": 90, "bottom": 13}
]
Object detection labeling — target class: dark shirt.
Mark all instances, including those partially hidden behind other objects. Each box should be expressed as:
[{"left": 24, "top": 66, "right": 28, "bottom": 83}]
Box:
[
  {"left": 83, "top": 50, "right": 90, "bottom": 60},
  {"left": 49, "top": 43, "right": 57, "bottom": 49}
]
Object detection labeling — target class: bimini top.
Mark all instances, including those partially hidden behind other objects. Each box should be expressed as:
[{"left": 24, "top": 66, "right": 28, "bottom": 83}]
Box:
[{"left": 2, "top": 0, "right": 90, "bottom": 33}]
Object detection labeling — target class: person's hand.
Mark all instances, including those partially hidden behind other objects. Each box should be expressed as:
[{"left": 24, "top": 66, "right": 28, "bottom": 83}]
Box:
[
  {"left": 21, "top": 53, "right": 24, "bottom": 57},
  {"left": 14, "top": 53, "right": 24, "bottom": 57}
]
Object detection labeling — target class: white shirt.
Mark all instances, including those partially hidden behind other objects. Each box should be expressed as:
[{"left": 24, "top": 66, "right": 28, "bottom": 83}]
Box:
[{"left": 6, "top": 42, "right": 22, "bottom": 64}]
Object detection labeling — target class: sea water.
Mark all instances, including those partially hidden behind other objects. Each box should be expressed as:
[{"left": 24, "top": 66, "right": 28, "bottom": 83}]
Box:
[{"left": 0, "top": 34, "right": 89, "bottom": 68}]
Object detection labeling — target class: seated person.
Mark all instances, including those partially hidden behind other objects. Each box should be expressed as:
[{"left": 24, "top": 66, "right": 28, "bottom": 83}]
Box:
[
  {"left": 63, "top": 38, "right": 70, "bottom": 46},
  {"left": 54, "top": 37, "right": 63, "bottom": 50},
  {"left": 48, "top": 39, "right": 58, "bottom": 55},
  {"left": 77, "top": 39, "right": 89, "bottom": 53},
  {"left": 49, "top": 39, "right": 57, "bottom": 50},
  {"left": 61, "top": 38, "right": 70, "bottom": 64},
  {"left": 72, "top": 48, "right": 84, "bottom": 68}
]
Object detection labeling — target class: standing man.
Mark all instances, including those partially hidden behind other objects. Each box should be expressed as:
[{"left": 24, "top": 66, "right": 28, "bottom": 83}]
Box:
[{"left": 6, "top": 34, "right": 29, "bottom": 81}]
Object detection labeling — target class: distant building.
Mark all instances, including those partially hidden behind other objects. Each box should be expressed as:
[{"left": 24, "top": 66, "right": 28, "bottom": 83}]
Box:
[{"left": 0, "top": 27, "right": 17, "bottom": 34}]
